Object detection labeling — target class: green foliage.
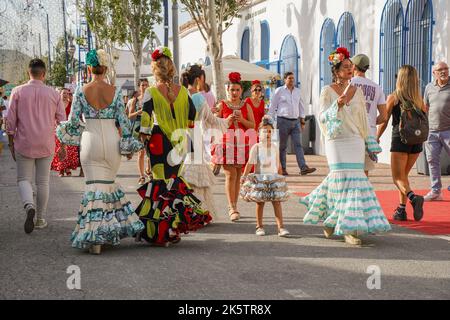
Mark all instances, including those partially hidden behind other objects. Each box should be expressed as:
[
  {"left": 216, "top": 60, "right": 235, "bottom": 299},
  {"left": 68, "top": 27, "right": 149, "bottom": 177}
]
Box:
[
  {"left": 180, "top": 0, "right": 250, "bottom": 35},
  {"left": 81, "top": 0, "right": 162, "bottom": 49},
  {"left": 47, "top": 36, "right": 77, "bottom": 87}
]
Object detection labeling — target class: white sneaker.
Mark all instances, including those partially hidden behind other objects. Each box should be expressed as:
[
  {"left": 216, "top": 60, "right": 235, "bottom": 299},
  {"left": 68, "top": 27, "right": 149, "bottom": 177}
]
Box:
[
  {"left": 255, "top": 227, "right": 266, "bottom": 236},
  {"left": 34, "top": 218, "right": 48, "bottom": 229},
  {"left": 424, "top": 191, "right": 443, "bottom": 202},
  {"left": 278, "top": 228, "right": 290, "bottom": 237}
]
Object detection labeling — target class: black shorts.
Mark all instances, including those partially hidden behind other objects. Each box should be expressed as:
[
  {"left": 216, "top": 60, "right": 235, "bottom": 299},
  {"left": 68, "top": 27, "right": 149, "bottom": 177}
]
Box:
[{"left": 390, "top": 135, "right": 423, "bottom": 154}]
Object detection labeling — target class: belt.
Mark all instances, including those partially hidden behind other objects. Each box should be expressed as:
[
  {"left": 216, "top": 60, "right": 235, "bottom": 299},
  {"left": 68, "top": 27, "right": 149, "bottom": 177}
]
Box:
[{"left": 278, "top": 117, "right": 299, "bottom": 121}]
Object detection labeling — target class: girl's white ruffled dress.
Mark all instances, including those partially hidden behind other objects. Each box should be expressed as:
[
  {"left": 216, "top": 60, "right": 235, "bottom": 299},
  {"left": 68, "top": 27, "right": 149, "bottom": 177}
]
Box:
[
  {"left": 57, "top": 86, "right": 144, "bottom": 249},
  {"left": 240, "top": 142, "right": 289, "bottom": 203},
  {"left": 300, "top": 86, "right": 391, "bottom": 236}
]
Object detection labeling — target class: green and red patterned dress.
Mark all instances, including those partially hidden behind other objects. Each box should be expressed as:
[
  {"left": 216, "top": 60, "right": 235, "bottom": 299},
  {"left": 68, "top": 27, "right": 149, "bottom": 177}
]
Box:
[{"left": 136, "top": 86, "right": 212, "bottom": 245}]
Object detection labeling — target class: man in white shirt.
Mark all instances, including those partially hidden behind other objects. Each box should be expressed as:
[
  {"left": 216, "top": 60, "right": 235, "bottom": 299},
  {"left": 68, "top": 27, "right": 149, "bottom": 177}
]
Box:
[
  {"left": 269, "top": 72, "right": 316, "bottom": 176},
  {"left": 351, "top": 54, "right": 387, "bottom": 176}
]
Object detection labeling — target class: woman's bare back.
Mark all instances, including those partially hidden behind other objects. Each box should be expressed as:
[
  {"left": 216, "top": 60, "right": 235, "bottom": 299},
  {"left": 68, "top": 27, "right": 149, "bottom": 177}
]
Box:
[{"left": 83, "top": 81, "right": 116, "bottom": 110}]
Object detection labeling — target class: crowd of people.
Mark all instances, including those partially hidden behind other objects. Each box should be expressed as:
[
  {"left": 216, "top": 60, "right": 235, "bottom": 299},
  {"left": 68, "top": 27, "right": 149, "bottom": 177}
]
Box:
[{"left": 3, "top": 43, "right": 449, "bottom": 254}]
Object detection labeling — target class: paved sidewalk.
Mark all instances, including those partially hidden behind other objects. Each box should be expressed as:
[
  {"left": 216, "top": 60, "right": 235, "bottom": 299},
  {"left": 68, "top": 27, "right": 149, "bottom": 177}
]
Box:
[{"left": 0, "top": 147, "right": 449, "bottom": 300}]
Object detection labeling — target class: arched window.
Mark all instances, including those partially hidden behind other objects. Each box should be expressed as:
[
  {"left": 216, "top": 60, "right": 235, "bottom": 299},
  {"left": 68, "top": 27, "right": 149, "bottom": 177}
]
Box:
[
  {"left": 260, "top": 21, "right": 270, "bottom": 63},
  {"left": 320, "top": 18, "right": 336, "bottom": 90},
  {"left": 241, "top": 28, "right": 250, "bottom": 62},
  {"left": 279, "top": 35, "right": 300, "bottom": 86},
  {"left": 337, "top": 12, "right": 357, "bottom": 56},
  {"left": 380, "top": 0, "right": 404, "bottom": 95},
  {"left": 405, "top": 0, "right": 434, "bottom": 93}
]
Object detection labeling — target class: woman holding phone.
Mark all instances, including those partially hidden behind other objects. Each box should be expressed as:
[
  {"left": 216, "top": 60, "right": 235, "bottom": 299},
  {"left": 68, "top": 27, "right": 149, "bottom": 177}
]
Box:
[{"left": 212, "top": 72, "right": 256, "bottom": 221}]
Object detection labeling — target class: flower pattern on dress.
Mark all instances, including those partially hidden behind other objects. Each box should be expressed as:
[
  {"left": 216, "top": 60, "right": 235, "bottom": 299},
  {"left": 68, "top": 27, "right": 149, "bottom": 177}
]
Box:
[
  {"left": 56, "top": 85, "right": 143, "bottom": 154},
  {"left": 321, "top": 101, "right": 343, "bottom": 139}
]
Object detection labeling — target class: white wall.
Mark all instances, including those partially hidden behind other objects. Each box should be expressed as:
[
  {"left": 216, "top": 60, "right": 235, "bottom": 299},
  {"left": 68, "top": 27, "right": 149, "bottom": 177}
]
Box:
[{"left": 179, "top": 0, "right": 448, "bottom": 164}]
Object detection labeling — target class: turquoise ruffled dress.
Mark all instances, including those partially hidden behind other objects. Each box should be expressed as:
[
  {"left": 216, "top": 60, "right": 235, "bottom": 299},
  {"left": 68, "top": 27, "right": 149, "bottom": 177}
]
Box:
[
  {"left": 56, "top": 86, "right": 145, "bottom": 249},
  {"left": 300, "top": 86, "right": 391, "bottom": 236}
]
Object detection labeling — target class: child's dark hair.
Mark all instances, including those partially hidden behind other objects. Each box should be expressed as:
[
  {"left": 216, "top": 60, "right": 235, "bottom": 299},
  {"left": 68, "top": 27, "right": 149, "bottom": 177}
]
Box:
[
  {"left": 181, "top": 64, "right": 205, "bottom": 88},
  {"left": 259, "top": 115, "right": 275, "bottom": 130}
]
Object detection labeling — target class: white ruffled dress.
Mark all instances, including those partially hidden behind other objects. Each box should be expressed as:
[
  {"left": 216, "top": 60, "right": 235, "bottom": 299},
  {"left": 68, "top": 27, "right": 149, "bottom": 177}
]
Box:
[
  {"left": 300, "top": 86, "right": 391, "bottom": 236},
  {"left": 56, "top": 86, "right": 144, "bottom": 249},
  {"left": 181, "top": 93, "right": 229, "bottom": 219}
]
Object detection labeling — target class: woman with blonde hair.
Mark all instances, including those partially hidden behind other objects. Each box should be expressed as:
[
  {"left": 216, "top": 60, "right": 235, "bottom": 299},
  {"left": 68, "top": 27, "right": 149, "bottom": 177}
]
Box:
[
  {"left": 378, "top": 65, "right": 427, "bottom": 222},
  {"left": 135, "top": 47, "right": 212, "bottom": 246},
  {"left": 57, "top": 49, "right": 144, "bottom": 254}
]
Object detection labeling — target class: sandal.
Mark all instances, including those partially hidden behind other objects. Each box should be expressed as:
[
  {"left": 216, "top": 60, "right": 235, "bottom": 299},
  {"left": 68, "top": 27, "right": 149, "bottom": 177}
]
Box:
[
  {"left": 65, "top": 171, "right": 72, "bottom": 177},
  {"left": 138, "top": 176, "right": 146, "bottom": 185},
  {"left": 228, "top": 207, "right": 240, "bottom": 222}
]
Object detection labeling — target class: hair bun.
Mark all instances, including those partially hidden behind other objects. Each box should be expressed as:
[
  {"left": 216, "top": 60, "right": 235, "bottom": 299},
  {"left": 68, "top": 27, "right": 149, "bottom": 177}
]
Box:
[
  {"left": 96, "top": 49, "right": 109, "bottom": 67},
  {"left": 261, "top": 115, "right": 274, "bottom": 126},
  {"left": 228, "top": 72, "right": 241, "bottom": 84}
]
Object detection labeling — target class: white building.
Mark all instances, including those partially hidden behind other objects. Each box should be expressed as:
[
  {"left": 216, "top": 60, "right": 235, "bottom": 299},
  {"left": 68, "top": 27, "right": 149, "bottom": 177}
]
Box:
[
  {"left": 179, "top": 0, "right": 448, "bottom": 164},
  {"left": 115, "top": 48, "right": 154, "bottom": 96}
]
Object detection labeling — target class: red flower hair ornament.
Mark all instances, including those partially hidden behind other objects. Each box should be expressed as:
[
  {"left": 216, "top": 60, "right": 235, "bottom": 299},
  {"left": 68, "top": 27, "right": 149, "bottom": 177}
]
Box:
[
  {"left": 151, "top": 46, "right": 173, "bottom": 61},
  {"left": 252, "top": 80, "right": 261, "bottom": 86},
  {"left": 328, "top": 47, "right": 351, "bottom": 65},
  {"left": 228, "top": 72, "right": 242, "bottom": 84}
]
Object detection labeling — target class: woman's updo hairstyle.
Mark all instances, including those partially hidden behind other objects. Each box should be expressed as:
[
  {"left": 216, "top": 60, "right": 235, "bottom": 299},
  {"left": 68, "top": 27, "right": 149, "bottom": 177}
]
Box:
[
  {"left": 151, "top": 47, "right": 177, "bottom": 103},
  {"left": 227, "top": 72, "right": 243, "bottom": 89},
  {"left": 181, "top": 64, "right": 205, "bottom": 88},
  {"left": 86, "top": 49, "right": 109, "bottom": 75},
  {"left": 328, "top": 47, "right": 351, "bottom": 83}
]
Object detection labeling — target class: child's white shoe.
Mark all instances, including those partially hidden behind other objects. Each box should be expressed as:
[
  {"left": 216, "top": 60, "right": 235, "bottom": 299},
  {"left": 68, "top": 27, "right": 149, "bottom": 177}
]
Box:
[
  {"left": 255, "top": 227, "right": 266, "bottom": 236},
  {"left": 34, "top": 218, "right": 48, "bottom": 229},
  {"left": 278, "top": 228, "right": 290, "bottom": 237}
]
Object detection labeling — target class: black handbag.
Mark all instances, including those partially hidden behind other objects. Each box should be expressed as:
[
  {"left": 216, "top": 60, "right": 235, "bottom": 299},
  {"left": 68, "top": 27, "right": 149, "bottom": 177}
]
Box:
[{"left": 398, "top": 96, "right": 429, "bottom": 145}]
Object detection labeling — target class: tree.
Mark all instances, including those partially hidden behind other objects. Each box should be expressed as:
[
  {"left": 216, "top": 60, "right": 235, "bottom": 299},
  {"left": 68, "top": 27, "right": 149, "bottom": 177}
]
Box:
[
  {"left": 80, "top": 0, "right": 120, "bottom": 84},
  {"left": 111, "top": 0, "right": 162, "bottom": 90},
  {"left": 81, "top": 0, "right": 162, "bottom": 89},
  {"left": 47, "top": 36, "right": 77, "bottom": 88},
  {"left": 180, "top": 0, "right": 251, "bottom": 100}
]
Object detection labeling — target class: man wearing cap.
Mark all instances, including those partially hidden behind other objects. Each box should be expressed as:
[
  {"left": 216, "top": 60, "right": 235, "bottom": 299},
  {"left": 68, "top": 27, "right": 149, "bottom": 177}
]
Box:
[
  {"left": 423, "top": 62, "right": 450, "bottom": 201},
  {"left": 351, "top": 54, "right": 387, "bottom": 176}
]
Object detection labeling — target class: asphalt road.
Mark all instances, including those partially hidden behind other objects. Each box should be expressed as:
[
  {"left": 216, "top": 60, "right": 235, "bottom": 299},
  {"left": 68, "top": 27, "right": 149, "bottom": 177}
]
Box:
[{"left": 1, "top": 148, "right": 449, "bottom": 300}]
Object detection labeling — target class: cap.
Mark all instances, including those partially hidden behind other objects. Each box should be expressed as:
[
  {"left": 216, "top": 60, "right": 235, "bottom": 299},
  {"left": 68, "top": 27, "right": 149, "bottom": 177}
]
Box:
[{"left": 351, "top": 54, "right": 370, "bottom": 70}]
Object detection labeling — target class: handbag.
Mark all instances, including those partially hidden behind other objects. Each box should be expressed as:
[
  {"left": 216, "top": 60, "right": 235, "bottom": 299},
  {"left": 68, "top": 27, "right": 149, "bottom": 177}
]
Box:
[{"left": 397, "top": 94, "right": 429, "bottom": 145}]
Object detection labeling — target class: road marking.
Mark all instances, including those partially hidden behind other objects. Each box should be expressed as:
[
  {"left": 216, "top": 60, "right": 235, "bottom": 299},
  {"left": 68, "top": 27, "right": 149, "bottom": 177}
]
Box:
[
  {"left": 285, "top": 289, "right": 311, "bottom": 299},
  {"left": 437, "top": 236, "right": 450, "bottom": 242}
]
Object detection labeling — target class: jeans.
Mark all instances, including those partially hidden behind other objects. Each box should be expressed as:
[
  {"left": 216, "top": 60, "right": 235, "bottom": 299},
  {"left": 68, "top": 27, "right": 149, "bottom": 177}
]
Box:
[
  {"left": 425, "top": 130, "right": 450, "bottom": 193},
  {"left": 16, "top": 153, "right": 52, "bottom": 219},
  {"left": 277, "top": 117, "right": 307, "bottom": 170}
]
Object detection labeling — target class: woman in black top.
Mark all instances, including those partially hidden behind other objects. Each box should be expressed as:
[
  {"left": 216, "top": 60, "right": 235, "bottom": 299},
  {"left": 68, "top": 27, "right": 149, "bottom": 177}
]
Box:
[{"left": 378, "top": 65, "right": 427, "bottom": 222}]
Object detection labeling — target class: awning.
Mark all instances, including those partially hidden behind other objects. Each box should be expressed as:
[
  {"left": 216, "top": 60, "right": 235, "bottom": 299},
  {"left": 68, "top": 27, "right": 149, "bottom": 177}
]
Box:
[{"left": 201, "top": 55, "right": 280, "bottom": 83}]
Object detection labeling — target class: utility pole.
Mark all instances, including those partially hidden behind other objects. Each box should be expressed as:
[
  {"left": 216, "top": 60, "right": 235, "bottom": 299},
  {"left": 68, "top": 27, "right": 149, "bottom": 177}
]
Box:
[
  {"left": 87, "top": 22, "right": 92, "bottom": 51},
  {"left": 39, "top": 33, "right": 42, "bottom": 57},
  {"left": 46, "top": 13, "right": 52, "bottom": 73},
  {"left": 62, "top": 0, "right": 69, "bottom": 83},
  {"left": 163, "top": 0, "right": 169, "bottom": 47},
  {"left": 172, "top": 0, "right": 179, "bottom": 83}
]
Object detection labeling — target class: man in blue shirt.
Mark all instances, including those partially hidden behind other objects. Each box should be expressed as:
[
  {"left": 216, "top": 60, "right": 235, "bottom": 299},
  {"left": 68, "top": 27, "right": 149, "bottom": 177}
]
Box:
[{"left": 269, "top": 72, "right": 316, "bottom": 176}]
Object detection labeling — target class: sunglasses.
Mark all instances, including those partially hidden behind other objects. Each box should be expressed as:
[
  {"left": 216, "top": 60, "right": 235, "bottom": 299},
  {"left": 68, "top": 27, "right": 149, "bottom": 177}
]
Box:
[{"left": 253, "top": 88, "right": 262, "bottom": 92}]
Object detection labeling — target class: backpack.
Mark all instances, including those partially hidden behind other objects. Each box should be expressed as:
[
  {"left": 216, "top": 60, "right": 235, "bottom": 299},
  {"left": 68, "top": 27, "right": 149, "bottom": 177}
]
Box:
[{"left": 397, "top": 94, "right": 429, "bottom": 145}]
